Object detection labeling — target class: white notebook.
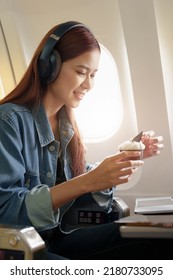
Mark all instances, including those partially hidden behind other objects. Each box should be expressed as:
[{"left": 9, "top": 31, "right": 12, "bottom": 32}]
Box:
[{"left": 134, "top": 196, "right": 173, "bottom": 214}]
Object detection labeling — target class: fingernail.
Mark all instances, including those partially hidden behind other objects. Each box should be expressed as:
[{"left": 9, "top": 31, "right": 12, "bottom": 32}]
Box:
[
  {"left": 138, "top": 160, "right": 144, "bottom": 165},
  {"left": 157, "top": 136, "right": 164, "bottom": 142}
]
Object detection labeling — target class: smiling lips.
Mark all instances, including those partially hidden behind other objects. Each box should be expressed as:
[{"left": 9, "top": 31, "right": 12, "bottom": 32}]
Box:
[{"left": 74, "top": 91, "right": 85, "bottom": 100}]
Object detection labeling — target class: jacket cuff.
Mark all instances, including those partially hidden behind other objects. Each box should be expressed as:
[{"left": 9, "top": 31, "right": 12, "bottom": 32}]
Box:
[{"left": 25, "top": 185, "right": 59, "bottom": 230}]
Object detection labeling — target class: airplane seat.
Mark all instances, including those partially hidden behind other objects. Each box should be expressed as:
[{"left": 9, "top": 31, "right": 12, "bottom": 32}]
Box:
[{"left": 0, "top": 198, "right": 129, "bottom": 260}]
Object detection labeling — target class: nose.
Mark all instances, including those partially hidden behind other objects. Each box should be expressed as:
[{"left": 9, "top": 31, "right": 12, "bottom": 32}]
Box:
[{"left": 81, "top": 76, "right": 93, "bottom": 91}]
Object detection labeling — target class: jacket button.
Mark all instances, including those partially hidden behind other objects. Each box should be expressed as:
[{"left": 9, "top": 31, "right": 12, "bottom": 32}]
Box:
[
  {"left": 47, "top": 172, "right": 53, "bottom": 178},
  {"left": 49, "top": 145, "right": 55, "bottom": 152}
]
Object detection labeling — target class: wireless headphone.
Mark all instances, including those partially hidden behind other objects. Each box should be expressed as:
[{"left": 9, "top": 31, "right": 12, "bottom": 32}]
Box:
[{"left": 38, "top": 21, "right": 88, "bottom": 84}]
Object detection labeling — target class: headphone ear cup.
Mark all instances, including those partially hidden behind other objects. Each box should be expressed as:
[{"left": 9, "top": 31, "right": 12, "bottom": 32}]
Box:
[{"left": 46, "top": 50, "right": 62, "bottom": 84}]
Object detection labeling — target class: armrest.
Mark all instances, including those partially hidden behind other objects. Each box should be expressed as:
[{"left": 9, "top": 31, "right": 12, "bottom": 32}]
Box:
[
  {"left": 112, "top": 197, "right": 130, "bottom": 219},
  {"left": 0, "top": 224, "right": 45, "bottom": 259}
]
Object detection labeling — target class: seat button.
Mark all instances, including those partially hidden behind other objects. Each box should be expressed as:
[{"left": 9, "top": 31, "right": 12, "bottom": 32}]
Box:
[{"left": 9, "top": 235, "right": 19, "bottom": 247}]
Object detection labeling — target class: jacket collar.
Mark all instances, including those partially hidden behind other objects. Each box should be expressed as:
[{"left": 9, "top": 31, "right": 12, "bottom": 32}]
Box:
[{"left": 33, "top": 104, "right": 74, "bottom": 147}]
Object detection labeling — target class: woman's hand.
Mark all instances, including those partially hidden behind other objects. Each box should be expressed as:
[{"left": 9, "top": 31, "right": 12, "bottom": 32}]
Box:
[
  {"left": 51, "top": 151, "right": 143, "bottom": 209},
  {"left": 141, "top": 130, "right": 164, "bottom": 159},
  {"left": 85, "top": 151, "right": 144, "bottom": 191}
]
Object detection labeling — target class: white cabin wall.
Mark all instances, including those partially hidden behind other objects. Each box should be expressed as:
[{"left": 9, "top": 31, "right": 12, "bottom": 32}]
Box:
[
  {"left": 0, "top": 0, "right": 27, "bottom": 86},
  {"left": 115, "top": 0, "right": 173, "bottom": 200},
  {"left": 154, "top": 0, "right": 173, "bottom": 161}
]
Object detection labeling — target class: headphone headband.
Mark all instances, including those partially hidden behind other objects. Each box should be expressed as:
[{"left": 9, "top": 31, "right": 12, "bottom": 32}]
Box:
[{"left": 38, "top": 21, "right": 89, "bottom": 84}]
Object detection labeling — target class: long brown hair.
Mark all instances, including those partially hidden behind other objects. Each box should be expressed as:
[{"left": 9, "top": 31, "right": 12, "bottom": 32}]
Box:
[{"left": 0, "top": 22, "right": 100, "bottom": 176}]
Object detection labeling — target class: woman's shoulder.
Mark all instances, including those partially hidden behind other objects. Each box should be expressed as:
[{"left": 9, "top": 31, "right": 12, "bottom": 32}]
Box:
[
  {"left": 0, "top": 103, "right": 30, "bottom": 116},
  {"left": 0, "top": 103, "right": 32, "bottom": 127}
]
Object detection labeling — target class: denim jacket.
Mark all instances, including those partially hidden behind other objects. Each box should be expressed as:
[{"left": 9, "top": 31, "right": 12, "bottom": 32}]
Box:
[{"left": 0, "top": 103, "right": 113, "bottom": 232}]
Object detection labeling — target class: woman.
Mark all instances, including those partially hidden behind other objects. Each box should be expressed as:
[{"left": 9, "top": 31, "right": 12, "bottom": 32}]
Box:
[{"left": 0, "top": 21, "right": 163, "bottom": 259}]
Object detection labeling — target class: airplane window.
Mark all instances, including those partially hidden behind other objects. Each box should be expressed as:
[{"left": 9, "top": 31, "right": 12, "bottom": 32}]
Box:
[{"left": 74, "top": 45, "right": 123, "bottom": 143}]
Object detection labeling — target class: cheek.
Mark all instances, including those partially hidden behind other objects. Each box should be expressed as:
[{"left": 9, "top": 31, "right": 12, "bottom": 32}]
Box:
[
  {"left": 60, "top": 72, "right": 78, "bottom": 89},
  {"left": 67, "top": 77, "right": 81, "bottom": 90}
]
